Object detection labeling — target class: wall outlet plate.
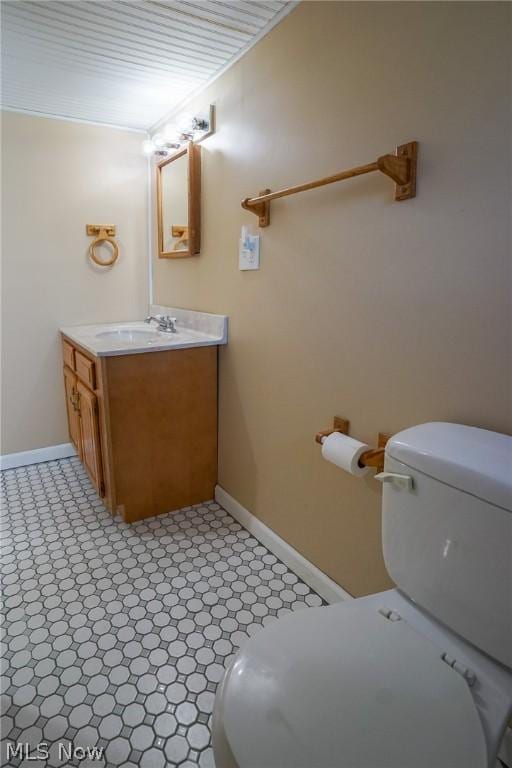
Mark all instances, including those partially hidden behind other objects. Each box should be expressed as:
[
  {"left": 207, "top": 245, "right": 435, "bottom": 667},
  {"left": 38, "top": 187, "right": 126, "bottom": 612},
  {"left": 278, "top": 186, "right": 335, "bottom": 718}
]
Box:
[{"left": 239, "top": 234, "right": 260, "bottom": 270}]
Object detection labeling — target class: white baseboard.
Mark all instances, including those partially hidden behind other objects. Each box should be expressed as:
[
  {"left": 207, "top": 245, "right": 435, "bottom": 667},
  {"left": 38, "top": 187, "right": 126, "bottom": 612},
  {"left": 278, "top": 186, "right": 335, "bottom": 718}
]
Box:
[
  {"left": 0, "top": 443, "right": 76, "bottom": 471},
  {"left": 215, "top": 485, "right": 352, "bottom": 605}
]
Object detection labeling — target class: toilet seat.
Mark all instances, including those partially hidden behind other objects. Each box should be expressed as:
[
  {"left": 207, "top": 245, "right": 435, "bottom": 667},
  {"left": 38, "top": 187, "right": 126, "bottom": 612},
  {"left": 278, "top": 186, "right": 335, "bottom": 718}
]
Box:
[{"left": 219, "top": 599, "right": 488, "bottom": 768}]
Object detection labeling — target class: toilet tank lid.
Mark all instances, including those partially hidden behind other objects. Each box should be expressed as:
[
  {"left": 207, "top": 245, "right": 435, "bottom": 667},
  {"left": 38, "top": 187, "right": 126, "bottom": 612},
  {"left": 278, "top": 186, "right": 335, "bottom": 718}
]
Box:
[{"left": 387, "top": 423, "right": 512, "bottom": 512}]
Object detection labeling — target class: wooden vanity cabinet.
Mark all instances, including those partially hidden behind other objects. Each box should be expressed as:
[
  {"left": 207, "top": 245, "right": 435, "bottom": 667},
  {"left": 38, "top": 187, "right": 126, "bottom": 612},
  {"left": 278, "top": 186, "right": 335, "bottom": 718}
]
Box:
[{"left": 61, "top": 335, "right": 218, "bottom": 523}]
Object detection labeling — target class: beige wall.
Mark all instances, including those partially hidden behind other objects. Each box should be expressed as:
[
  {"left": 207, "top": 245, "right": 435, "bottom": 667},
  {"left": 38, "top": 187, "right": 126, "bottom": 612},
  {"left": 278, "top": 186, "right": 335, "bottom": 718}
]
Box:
[
  {"left": 1, "top": 112, "right": 148, "bottom": 454},
  {"left": 153, "top": 1, "right": 512, "bottom": 596}
]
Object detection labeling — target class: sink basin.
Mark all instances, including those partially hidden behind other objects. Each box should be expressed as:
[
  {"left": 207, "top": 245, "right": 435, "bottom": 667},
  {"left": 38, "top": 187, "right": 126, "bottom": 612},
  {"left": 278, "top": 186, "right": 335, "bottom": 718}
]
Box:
[{"left": 96, "top": 329, "right": 161, "bottom": 342}]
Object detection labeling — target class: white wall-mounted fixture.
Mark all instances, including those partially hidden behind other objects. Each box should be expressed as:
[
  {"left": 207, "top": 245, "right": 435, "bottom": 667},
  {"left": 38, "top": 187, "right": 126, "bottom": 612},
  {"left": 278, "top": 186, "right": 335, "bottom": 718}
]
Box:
[
  {"left": 143, "top": 105, "right": 215, "bottom": 158},
  {"left": 239, "top": 225, "right": 260, "bottom": 271}
]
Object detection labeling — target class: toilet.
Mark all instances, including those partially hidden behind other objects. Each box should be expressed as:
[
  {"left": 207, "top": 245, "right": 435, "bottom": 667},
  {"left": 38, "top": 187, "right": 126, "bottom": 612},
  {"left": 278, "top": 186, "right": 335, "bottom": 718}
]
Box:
[{"left": 212, "top": 423, "right": 512, "bottom": 768}]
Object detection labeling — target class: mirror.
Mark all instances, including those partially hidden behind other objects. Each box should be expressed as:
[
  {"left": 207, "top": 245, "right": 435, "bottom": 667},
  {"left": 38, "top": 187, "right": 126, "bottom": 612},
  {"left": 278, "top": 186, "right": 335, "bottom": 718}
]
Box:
[{"left": 157, "top": 142, "right": 201, "bottom": 258}]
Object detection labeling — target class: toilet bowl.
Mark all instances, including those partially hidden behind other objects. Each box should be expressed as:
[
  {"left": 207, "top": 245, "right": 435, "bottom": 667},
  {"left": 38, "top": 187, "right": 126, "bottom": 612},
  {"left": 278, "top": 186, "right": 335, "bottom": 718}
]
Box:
[
  {"left": 213, "top": 423, "right": 512, "bottom": 768},
  {"left": 213, "top": 590, "right": 512, "bottom": 768}
]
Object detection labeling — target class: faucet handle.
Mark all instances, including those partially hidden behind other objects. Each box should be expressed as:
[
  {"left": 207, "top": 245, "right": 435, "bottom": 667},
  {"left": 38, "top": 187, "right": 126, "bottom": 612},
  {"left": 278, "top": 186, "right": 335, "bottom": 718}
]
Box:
[{"left": 164, "top": 316, "right": 178, "bottom": 332}]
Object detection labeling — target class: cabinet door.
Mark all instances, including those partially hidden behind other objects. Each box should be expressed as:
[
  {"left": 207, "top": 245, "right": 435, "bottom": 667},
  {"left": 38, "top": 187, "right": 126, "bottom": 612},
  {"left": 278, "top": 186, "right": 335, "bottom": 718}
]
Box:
[
  {"left": 63, "top": 365, "right": 82, "bottom": 459},
  {"left": 76, "top": 380, "right": 104, "bottom": 496}
]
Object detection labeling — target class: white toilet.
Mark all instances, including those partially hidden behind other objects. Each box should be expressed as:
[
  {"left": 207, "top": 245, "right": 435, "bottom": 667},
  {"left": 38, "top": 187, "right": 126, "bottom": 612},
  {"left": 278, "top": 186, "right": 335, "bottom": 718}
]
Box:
[{"left": 212, "top": 423, "right": 512, "bottom": 768}]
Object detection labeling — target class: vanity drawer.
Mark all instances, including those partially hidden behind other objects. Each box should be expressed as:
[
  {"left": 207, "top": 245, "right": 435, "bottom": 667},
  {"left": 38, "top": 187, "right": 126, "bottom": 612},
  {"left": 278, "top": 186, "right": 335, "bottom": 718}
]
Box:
[
  {"left": 75, "top": 350, "right": 96, "bottom": 390},
  {"left": 62, "top": 340, "right": 75, "bottom": 370}
]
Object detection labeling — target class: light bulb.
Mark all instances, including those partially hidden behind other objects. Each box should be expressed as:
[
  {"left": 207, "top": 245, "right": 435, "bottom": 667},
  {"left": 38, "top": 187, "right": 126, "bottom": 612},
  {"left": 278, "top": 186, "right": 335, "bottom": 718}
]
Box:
[
  {"left": 153, "top": 134, "right": 166, "bottom": 149},
  {"left": 142, "top": 139, "right": 155, "bottom": 156},
  {"left": 192, "top": 115, "right": 209, "bottom": 133}
]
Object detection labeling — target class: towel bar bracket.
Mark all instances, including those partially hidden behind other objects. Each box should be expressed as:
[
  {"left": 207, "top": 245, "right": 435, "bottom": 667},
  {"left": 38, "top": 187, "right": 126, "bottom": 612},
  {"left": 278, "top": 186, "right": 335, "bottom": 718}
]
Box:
[
  {"left": 242, "top": 189, "right": 271, "bottom": 227},
  {"left": 392, "top": 141, "right": 417, "bottom": 201}
]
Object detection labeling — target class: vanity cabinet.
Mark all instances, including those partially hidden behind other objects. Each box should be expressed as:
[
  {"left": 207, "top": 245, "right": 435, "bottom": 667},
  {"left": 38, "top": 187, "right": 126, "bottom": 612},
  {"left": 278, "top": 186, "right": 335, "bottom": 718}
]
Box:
[{"left": 61, "top": 336, "right": 218, "bottom": 523}]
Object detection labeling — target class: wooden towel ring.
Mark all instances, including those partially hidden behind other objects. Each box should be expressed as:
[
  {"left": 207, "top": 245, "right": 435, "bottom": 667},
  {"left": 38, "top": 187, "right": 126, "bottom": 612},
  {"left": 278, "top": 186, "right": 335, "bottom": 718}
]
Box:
[{"left": 86, "top": 224, "right": 119, "bottom": 267}]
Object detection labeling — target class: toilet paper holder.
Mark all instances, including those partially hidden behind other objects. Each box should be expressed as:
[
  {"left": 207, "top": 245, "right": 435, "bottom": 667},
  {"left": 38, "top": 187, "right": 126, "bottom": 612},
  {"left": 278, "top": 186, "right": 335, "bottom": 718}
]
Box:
[{"left": 315, "top": 416, "right": 391, "bottom": 473}]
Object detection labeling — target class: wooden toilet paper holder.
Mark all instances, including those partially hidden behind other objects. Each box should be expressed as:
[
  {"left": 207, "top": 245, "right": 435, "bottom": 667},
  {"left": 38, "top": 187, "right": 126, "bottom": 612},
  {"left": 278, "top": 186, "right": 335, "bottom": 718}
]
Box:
[{"left": 315, "top": 416, "right": 391, "bottom": 473}]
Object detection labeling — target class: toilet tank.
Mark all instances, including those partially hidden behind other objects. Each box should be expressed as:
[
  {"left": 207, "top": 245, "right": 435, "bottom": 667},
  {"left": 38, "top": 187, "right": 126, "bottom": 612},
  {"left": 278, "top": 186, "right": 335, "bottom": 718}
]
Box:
[{"left": 381, "top": 422, "right": 512, "bottom": 668}]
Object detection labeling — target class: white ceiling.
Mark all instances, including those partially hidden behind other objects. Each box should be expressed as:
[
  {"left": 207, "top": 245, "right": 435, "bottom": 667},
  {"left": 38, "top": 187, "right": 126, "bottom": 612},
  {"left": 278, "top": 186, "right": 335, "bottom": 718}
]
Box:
[{"left": 1, "top": 0, "right": 294, "bottom": 131}]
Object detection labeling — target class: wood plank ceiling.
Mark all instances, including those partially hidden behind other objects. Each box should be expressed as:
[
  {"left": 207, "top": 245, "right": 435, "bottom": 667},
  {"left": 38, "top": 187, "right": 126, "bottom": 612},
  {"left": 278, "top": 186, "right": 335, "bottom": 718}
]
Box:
[{"left": 1, "top": 0, "right": 293, "bottom": 130}]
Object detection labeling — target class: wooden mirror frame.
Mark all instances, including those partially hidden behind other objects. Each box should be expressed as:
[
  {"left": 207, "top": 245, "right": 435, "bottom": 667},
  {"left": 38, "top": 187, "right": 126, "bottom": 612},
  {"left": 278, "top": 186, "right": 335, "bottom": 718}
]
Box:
[{"left": 156, "top": 141, "right": 201, "bottom": 259}]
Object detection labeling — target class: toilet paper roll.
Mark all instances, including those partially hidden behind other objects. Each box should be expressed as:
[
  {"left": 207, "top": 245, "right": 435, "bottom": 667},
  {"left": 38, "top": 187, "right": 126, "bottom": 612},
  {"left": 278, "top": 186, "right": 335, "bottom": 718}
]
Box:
[{"left": 321, "top": 432, "right": 370, "bottom": 477}]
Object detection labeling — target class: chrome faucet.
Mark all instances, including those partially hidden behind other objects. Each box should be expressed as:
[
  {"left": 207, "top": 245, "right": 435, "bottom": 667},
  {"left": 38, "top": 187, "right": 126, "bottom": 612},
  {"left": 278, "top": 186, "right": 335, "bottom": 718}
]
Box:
[{"left": 145, "top": 315, "right": 178, "bottom": 333}]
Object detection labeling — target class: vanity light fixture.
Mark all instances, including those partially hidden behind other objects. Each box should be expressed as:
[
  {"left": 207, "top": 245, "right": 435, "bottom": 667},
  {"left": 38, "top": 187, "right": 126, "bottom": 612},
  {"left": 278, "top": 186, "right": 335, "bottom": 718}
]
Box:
[{"left": 143, "top": 105, "right": 215, "bottom": 158}]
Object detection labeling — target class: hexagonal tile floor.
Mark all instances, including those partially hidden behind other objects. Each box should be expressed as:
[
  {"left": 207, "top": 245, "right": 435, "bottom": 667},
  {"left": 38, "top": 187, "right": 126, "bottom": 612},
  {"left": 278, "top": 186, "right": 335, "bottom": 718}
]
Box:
[{"left": 1, "top": 457, "right": 323, "bottom": 767}]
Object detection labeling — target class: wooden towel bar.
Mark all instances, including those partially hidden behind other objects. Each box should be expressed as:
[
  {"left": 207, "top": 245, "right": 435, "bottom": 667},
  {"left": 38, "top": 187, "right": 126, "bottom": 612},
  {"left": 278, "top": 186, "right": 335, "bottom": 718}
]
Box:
[{"left": 242, "top": 141, "right": 417, "bottom": 227}]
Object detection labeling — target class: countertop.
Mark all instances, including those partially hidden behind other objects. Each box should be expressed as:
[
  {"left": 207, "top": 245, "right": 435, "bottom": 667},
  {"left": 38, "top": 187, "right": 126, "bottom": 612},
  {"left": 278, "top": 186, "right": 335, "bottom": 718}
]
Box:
[{"left": 60, "top": 305, "right": 228, "bottom": 357}]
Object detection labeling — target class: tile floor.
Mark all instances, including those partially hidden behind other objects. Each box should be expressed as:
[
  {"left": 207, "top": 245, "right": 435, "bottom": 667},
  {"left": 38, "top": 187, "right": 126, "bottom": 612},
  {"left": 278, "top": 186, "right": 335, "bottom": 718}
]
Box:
[{"left": 0, "top": 457, "right": 323, "bottom": 767}]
